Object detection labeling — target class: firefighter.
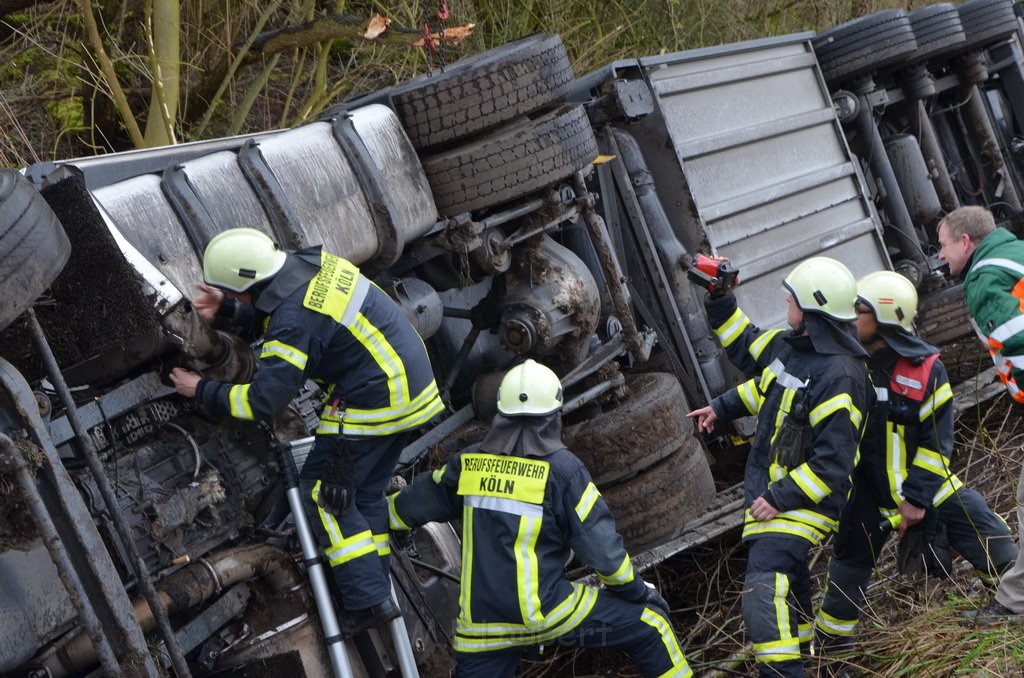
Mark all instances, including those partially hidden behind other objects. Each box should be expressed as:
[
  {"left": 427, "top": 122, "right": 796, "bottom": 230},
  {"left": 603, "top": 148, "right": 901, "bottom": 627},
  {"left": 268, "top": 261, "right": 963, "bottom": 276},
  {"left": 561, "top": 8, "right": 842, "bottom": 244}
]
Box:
[
  {"left": 687, "top": 257, "right": 868, "bottom": 677},
  {"left": 170, "top": 228, "right": 445, "bottom": 635},
  {"left": 814, "top": 270, "right": 1018, "bottom": 660},
  {"left": 938, "top": 206, "right": 1024, "bottom": 625},
  {"left": 387, "top": 359, "right": 692, "bottom": 677}
]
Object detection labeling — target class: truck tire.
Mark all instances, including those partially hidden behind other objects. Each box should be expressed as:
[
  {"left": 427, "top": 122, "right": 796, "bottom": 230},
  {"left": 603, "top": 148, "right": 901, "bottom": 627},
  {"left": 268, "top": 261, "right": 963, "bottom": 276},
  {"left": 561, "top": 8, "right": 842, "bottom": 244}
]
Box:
[
  {"left": 563, "top": 373, "right": 688, "bottom": 486},
  {"left": 908, "top": 3, "right": 967, "bottom": 63},
  {"left": 391, "top": 34, "right": 574, "bottom": 152},
  {"left": 0, "top": 170, "right": 71, "bottom": 332},
  {"left": 957, "top": 0, "right": 1018, "bottom": 51},
  {"left": 421, "top": 104, "right": 598, "bottom": 216},
  {"left": 813, "top": 10, "right": 918, "bottom": 85},
  {"left": 600, "top": 440, "right": 716, "bottom": 553}
]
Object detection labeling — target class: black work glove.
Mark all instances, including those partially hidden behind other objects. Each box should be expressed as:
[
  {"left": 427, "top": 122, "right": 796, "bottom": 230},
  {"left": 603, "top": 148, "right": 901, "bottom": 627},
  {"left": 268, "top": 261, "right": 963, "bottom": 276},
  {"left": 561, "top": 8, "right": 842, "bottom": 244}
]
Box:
[
  {"left": 923, "top": 520, "right": 953, "bottom": 578},
  {"left": 897, "top": 511, "right": 950, "bottom": 578},
  {"left": 316, "top": 438, "right": 355, "bottom": 517}
]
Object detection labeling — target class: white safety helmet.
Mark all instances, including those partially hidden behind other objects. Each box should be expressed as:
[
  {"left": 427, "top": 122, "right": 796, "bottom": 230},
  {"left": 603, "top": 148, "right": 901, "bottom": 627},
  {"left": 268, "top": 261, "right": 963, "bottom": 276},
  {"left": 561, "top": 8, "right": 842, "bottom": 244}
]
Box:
[
  {"left": 856, "top": 270, "right": 918, "bottom": 332},
  {"left": 782, "top": 256, "right": 858, "bottom": 321},
  {"left": 496, "top": 359, "right": 563, "bottom": 417},
  {"left": 203, "top": 228, "right": 288, "bottom": 293}
]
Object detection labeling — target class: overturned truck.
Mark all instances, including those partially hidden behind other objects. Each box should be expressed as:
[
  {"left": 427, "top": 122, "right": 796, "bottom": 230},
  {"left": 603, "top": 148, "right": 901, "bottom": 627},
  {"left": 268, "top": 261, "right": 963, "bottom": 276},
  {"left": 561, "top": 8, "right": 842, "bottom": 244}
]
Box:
[{"left": 2, "top": 0, "right": 1024, "bottom": 674}]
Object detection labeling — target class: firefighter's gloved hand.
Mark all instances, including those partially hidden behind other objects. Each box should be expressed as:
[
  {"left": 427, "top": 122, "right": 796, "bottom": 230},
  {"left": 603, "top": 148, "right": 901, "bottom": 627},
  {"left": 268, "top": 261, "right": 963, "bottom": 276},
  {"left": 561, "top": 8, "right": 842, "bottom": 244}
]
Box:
[
  {"left": 923, "top": 521, "right": 953, "bottom": 578},
  {"left": 316, "top": 439, "right": 355, "bottom": 517}
]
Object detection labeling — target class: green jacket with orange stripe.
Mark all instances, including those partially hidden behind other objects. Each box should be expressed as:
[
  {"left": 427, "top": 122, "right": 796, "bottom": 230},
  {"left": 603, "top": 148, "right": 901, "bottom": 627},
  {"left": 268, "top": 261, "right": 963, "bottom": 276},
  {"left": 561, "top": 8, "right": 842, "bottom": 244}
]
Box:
[
  {"left": 197, "top": 246, "right": 444, "bottom": 437},
  {"left": 387, "top": 444, "right": 646, "bottom": 653}
]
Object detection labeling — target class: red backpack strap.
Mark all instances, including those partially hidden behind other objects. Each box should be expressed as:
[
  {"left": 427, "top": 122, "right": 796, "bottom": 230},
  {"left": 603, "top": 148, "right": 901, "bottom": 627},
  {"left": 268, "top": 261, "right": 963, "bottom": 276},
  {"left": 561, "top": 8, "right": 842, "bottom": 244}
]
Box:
[{"left": 889, "top": 353, "right": 940, "bottom": 402}]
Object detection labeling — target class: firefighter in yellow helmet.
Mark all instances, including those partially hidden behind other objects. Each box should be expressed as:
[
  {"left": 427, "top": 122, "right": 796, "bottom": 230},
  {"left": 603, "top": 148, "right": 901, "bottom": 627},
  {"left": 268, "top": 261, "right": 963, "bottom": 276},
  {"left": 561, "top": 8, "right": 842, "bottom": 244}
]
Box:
[
  {"left": 815, "top": 270, "right": 1017, "bottom": 659},
  {"left": 688, "top": 256, "right": 868, "bottom": 677},
  {"left": 170, "top": 228, "right": 444, "bottom": 636},
  {"left": 387, "top": 359, "right": 693, "bottom": 677}
]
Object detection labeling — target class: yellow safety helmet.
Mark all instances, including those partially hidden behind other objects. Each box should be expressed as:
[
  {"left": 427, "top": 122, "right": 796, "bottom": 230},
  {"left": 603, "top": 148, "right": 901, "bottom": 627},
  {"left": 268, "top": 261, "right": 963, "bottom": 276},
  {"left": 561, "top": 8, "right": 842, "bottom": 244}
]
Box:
[
  {"left": 856, "top": 270, "right": 918, "bottom": 332},
  {"left": 497, "top": 359, "right": 563, "bottom": 417},
  {"left": 782, "top": 256, "right": 857, "bottom": 321},
  {"left": 203, "top": 228, "right": 288, "bottom": 293}
]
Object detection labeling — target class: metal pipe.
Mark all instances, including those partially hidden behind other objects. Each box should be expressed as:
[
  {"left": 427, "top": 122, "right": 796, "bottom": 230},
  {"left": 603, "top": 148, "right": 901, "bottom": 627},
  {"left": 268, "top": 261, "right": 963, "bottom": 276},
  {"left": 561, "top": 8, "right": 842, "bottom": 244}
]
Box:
[
  {"left": 387, "top": 581, "right": 419, "bottom": 678},
  {"left": 37, "top": 545, "right": 303, "bottom": 678},
  {"left": 908, "top": 100, "right": 960, "bottom": 215},
  {"left": 279, "top": 443, "right": 355, "bottom": 678},
  {"left": 440, "top": 326, "right": 480, "bottom": 405},
  {"left": 962, "top": 84, "right": 1023, "bottom": 211},
  {"left": 850, "top": 95, "right": 928, "bottom": 270},
  {"left": 572, "top": 171, "right": 646, "bottom": 359},
  {"left": 0, "top": 434, "right": 121, "bottom": 677},
  {"left": 561, "top": 372, "right": 626, "bottom": 415},
  {"left": 26, "top": 309, "right": 192, "bottom": 678}
]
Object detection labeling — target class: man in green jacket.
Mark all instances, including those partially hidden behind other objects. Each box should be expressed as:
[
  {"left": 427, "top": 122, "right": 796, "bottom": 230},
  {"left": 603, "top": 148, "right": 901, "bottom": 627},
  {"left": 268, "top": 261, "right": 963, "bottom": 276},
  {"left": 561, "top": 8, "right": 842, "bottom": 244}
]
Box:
[{"left": 938, "top": 206, "right": 1024, "bottom": 624}]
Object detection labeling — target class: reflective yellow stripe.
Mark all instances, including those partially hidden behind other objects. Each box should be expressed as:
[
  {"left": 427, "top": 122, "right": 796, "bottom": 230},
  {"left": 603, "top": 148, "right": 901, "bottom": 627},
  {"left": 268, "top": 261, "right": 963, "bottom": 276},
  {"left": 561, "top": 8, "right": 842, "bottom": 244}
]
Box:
[
  {"left": 798, "top": 622, "right": 812, "bottom": 645},
  {"left": 753, "top": 638, "right": 800, "bottom": 663},
  {"left": 769, "top": 388, "right": 797, "bottom": 449},
  {"left": 783, "top": 508, "right": 838, "bottom": 532},
  {"left": 373, "top": 533, "right": 390, "bottom": 556},
  {"left": 387, "top": 494, "right": 410, "bottom": 530},
  {"left": 919, "top": 382, "right": 952, "bottom": 421},
  {"left": 344, "top": 380, "right": 439, "bottom": 422},
  {"left": 516, "top": 516, "right": 543, "bottom": 624},
  {"left": 977, "top": 569, "right": 1000, "bottom": 586},
  {"left": 932, "top": 474, "right": 963, "bottom": 506},
  {"left": 738, "top": 379, "right": 761, "bottom": 415},
  {"left": 912, "top": 448, "right": 951, "bottom": 477},
  {"left": 769, "top": 461, "right": 787, "bottom": 483},
  {"left": 459, "top": 453, "right": 550, "bottom": 504},
  {"left": 315, "top": 420, "right": 341, "bottom": 435},
  {"left": 342, "top": 385, "right": 445, "bottom": 436},
  {"left": 461, "top": 505, "right": 474, "bottom": 622},
  {"left": 454, "top": 586, "right": 598, "bottom": 652},
  {"left": 714, "top": 308, "right": 750, "bottom": 347},
  {"left": 742, "top": 513, "right": 829, "bottom": 544},
  {"left": 599, "top": 554, "right": 635, "bottom": 586},
  {"left": 641, "top": 608, "right": 689, "bottom": 672},
  {"left": 815, "top": 609, "right": 858, "bottom": 637},
  {"left": 326, "top": 529, "right": 377, "bottom": 566},
  {"left": 432, "top": 466, "right": 446, "bottom": 484},
  {"left": 750, "top": 329, "right": 783, "bottom": 361},
  {"left": 302, "top": 252, "right": 364, "bottom": 322},
  {"left": 575, "top": 482, "right": 601, "bottom": 522},
  {"left": 260, "top": 339, "right": 308, "bottom": 371},
  {"left": 229, "top": 384, "right": 255, "bottom": 420},
  {"left": 312, "top": 481, "right": 345, "bottom": 547},
  {"left": 350, "top": 310, "right": 408, "bottom": 408},
  {"left": 809, "top": 393, "right": 856, "bottom": 427},
  {"left": 789, "top": 463, "right": 830, "bottom": 503},
  {"left": 774, "top": 573, "right": 791, "bottom": 642}
]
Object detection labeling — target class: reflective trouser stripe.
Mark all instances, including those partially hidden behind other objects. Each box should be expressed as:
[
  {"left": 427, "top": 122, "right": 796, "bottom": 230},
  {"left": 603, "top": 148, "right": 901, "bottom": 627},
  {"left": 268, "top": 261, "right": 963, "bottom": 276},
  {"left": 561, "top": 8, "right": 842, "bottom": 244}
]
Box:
[
  {"left": 815, "top": 609, "right": 858, "bottom": 637},
  {"left": 374, "top": 533, "right": 390, "bottom": 556},
  {"left": 641, "top": 608, "right": 692, "bottom": 677}
]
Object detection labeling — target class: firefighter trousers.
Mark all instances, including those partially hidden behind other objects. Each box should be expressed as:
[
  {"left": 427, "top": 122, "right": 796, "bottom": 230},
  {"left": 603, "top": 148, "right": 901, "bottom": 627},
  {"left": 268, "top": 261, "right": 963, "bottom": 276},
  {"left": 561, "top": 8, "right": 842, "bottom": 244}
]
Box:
[
  {"left": 299, "top": 431, "right": 411, "bottom": 610},
  {"left": 816, "top": 480, "right": 1017, "bottom": 645},
  {"left": 742, "top": 536, "right": 813, "bottom": 678},
  {"left": 995, "top": 461, "right": 1024, "bottom": 613},
  {"left": 453, "top": 590, "right": 692, "bottom": 678}
]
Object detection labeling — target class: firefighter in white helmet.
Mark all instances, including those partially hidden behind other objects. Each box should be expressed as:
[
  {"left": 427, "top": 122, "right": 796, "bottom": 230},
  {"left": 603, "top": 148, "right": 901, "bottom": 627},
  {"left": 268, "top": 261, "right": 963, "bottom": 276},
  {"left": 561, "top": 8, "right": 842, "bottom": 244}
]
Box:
[
  {"left": 170, "top": 227, "right": 444, "bottom": 636},
  {"left": 688, "top": 256, "right": 868, "bottom": 677},
  {"left": 387, "top": 359, "right": 692, "bottom": 677},
  {"left": 815, "top": 270, "right": 1017, "bottom": 660}
]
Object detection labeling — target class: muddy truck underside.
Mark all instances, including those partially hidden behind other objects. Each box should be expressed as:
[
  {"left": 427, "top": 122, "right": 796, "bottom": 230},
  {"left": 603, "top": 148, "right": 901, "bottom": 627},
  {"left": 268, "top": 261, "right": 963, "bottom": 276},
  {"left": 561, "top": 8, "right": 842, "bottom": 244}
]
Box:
[{"left": 3, "top": 1, "right": 1024, "bottom": 674}]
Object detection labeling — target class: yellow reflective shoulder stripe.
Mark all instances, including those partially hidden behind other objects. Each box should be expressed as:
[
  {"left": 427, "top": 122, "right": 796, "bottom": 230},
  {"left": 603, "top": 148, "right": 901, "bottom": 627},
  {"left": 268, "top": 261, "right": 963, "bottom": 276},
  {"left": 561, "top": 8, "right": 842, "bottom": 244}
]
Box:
[
  {"left": 640, "top": 608, "right": 689, "bottom": 674},
  {"left": 919, "top": 382, "right": 952, "bottom": 422},
  {"left": 789, "top": 463, "right": 830, "bottom": 503},
  {"left": 387, "top": 493, "right": 410, "bottom": 531},
  {"left": 714, "top": 308, "right": 750, "bottom": 347},
  {"left": 260, "top": 340, "right": 308, "bottom": 371},
  {"left": 815, "top": 609, "right": 858, "bottom": 637},
  {"left": 575, "top": 482, "right": 601, "bottom": 522},
  {"left": 750, "top": 329, "right": 783, "bottom": 361},
  {"left": 516, "top": 516, "right": 543, "bottom": 625},
  {"left": 598, "top": 554, "right": 635, "bottom": 586},
  {"left": 228, "top": 384, "right": 255, "bottom": 420},
  {"left": 809, "top": 393, "right": 855, "bottom": 427}
]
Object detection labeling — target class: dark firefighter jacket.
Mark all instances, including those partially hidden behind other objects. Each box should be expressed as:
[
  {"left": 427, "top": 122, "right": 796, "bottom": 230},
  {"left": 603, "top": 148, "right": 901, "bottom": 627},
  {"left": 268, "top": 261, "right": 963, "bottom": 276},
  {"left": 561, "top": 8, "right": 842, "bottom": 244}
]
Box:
[
  {"left": 962, "top": 227, "right": 1024, "bottom": 402},
  {"left": 859, "top": 346, "right": 960, "bottom": 521},
  {"left": 707, "top": 296, "right": 868, "bottom": 545},
  {"left": 197, "top": 246, "right": 444, "bottom": 436},
  {"left": 387, "top": 443, "right": 646, "bottom": 653}
]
